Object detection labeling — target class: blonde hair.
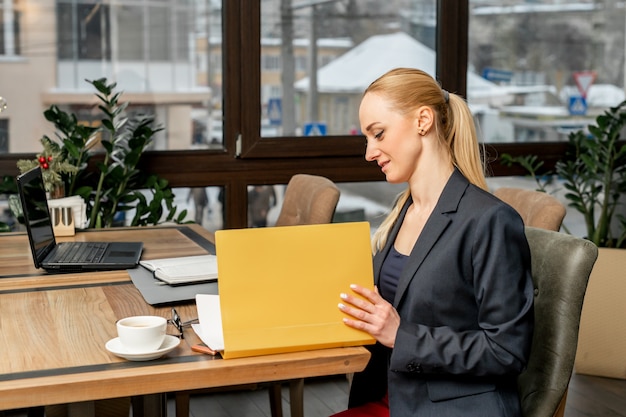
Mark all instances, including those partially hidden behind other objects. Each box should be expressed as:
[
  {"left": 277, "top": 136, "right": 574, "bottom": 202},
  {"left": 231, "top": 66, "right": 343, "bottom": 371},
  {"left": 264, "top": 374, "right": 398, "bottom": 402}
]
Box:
[{"left": 368, "top": 68, "right": 488, "bottom": 252}]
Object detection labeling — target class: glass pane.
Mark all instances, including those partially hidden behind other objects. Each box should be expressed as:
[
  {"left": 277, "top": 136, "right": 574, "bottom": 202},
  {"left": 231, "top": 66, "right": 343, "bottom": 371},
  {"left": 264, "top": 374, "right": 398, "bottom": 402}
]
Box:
[
  {"left": 248, "top": 185, "right": 279, "bottom": 227},
  {"left": 0, "top": 119, "right": 8, "bottom": 152},
  {"left": 468, "top": 2, "right": 626, "bottom": 143},
  {"left": 148, "top": 5, "right": 170, "bottom": 61},
  {"left": 113, "top": 186, "right": 225, "bottom": 232},
  {"left": 56, "top": 2, "right": 110, "bottom": 60},
  {"left": 4, "top": 0, "right": 218, "bottom": 154},
  {"left": 175, "top": 186, "right": 225, "bottom": 233},
  {"left": 0, "top": 1, "right": 20, "bottom": 56},
  {"left": 118, "top": 5, "right": 145, "bottom": 61},
  {"left": 56, "top": 3, "right": 75, "bottom": 60},
  {"left": 260, "top": 0, "right": 437, "bottom": 138}
]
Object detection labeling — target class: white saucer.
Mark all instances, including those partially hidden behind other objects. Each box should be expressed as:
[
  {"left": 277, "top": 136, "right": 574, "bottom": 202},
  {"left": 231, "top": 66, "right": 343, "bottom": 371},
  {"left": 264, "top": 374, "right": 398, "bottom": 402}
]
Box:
[{"left": 105, "top": 335, "right": 180, "bottom": 361}]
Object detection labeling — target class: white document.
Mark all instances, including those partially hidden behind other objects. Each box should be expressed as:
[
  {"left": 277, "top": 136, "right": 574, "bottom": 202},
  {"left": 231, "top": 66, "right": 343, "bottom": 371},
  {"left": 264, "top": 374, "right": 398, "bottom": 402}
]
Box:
[
  {"left": 140, "top": 255, "right": 218, "bottom": 285},
  {"left": 192, "top": 294, "right": 224, "bottom": 351}
]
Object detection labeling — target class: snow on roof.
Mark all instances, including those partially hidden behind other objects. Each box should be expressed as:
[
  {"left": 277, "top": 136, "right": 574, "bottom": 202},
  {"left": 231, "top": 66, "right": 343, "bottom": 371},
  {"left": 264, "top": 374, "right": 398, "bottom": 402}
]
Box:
[
  {"left": 262, "top": 37, "right": 354, "bottom": 48},
  {"left": 294, "top": 32, "right": 499, "bottom": 98},
  {"left": 473, "top": 3, "right": 596, "bottom": 16},
  {"left": 559, "top": 84, "right": 626, "bottom": 108}
]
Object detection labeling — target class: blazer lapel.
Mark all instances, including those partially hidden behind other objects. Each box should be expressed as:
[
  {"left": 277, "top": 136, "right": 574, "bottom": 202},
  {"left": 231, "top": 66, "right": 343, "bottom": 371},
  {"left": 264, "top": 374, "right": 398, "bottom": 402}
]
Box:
[{"left": 392, "top": 169, "right": 470, "bottom": 307}]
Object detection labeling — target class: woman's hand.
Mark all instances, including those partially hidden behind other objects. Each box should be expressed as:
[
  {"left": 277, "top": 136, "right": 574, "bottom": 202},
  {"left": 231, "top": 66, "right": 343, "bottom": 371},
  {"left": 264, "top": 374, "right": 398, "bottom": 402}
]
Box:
[{"left": 339, "top": 284, "right": 400, "bottom": 348}]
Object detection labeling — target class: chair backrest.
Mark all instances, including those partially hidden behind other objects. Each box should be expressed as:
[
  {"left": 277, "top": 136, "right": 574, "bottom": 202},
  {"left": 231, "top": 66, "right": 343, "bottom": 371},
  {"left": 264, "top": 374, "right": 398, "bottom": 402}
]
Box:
[
  {"left": 274, "top": 174, "right": 340, "bottom": 227},
  {"left": 518, "top": 227, "right": 598, "bottom": 417},
  {"left": 494, "top": 188, "right": 566, "bottom": 232}
]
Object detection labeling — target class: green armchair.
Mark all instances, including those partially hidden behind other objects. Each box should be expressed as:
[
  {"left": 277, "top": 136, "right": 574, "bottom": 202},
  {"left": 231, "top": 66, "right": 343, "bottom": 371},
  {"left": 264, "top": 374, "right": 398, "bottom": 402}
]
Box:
[{"left": 517, "top": 227, "right": 598, "bottom": 417}]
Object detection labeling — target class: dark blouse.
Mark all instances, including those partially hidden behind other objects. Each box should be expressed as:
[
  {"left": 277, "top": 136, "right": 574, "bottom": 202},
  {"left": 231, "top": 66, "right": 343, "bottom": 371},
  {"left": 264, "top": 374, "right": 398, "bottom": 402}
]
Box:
[{"left": 378, "top": 245, "right": 409, "bottom": 303}]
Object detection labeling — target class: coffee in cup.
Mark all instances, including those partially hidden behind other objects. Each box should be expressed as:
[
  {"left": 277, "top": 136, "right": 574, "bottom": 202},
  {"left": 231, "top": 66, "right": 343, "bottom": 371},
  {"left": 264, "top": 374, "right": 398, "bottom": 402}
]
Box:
[{"left": 116, "top": 316, "right": 167, "bottom": 353}]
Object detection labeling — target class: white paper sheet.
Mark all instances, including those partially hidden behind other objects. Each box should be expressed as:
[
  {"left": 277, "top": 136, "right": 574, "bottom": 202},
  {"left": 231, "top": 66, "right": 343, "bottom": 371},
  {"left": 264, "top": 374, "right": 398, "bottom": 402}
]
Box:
[{"left": 192, "top": 293, "right": 224, "bottom": 351}]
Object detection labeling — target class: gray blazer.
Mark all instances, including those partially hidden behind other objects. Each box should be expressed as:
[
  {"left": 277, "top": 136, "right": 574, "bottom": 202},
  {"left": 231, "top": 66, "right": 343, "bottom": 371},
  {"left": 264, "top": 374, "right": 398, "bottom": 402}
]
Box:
[{"left": 349, "top": 169, "right": 534, "bottom": 417}]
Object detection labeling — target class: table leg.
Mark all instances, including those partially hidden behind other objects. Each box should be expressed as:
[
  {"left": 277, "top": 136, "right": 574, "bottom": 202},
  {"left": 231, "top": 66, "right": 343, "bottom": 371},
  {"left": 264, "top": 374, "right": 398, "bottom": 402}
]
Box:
[
  {"left": 131, "top": 394, "right": 167, "bottom": 417},
  {"left": 175, "top": 392, "right": 191, "bottom": 417},
  {"left": 268, "top": 383, "right": 283, "bottom": 417},
  {"left": 67, "top": 402, "right": 95, "bottom": 417},
  {"left": 289, "top": 379, "right": 305, "bottom": 417}
]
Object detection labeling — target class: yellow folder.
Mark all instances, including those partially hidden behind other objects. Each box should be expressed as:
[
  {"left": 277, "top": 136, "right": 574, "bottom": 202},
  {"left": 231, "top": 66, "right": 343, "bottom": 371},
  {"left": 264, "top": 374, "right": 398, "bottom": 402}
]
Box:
[{"left": 214, "top": 221, "right": 376, "bottom": 359}]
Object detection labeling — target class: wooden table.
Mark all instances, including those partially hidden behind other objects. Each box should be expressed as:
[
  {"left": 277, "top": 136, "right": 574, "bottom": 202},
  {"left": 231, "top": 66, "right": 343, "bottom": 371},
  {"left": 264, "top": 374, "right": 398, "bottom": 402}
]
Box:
[{"left": 0, "top": 224, "right": 370, "bottom": 415}]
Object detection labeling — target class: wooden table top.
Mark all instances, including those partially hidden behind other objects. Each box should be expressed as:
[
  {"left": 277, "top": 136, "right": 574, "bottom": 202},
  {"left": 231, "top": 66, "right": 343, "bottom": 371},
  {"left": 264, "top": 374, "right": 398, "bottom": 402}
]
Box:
[{"left": 0, "top": 224, "right": 370, "bottom": 410}]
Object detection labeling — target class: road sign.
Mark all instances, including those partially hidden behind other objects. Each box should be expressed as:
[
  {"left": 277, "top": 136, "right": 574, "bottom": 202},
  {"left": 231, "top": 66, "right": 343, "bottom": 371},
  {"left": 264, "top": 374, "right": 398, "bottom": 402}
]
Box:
[
  {"left": 482, "top": 67, "right": 514, "bottom": 83},
  {"left": 568, "top": 95, "right": 588, "bottom": 116},
  {"left": 267, "top": 98, "right": 282, "bottom": 126},
  {"left": 303, "top": 122, "right": 327, "bottom": 136},
  {"left": 573, "top": 71, "right": 596, "bottom": 98}
]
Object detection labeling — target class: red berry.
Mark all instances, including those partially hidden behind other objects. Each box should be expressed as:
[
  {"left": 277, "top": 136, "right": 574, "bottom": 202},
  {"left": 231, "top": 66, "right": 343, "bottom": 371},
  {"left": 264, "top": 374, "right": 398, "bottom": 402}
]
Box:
[
  {"left": 42, "top": 162, "right": 49, "bottom": 169},
  {"left": 38, "top": 156, "right": 45, "bottom": 163}
]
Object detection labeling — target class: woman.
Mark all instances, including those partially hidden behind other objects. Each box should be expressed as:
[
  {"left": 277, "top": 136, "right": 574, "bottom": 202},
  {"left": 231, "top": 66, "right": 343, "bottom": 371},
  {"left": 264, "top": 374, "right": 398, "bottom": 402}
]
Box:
[{"left": 337, "top": 68, "right": 534, "bottom": 417}]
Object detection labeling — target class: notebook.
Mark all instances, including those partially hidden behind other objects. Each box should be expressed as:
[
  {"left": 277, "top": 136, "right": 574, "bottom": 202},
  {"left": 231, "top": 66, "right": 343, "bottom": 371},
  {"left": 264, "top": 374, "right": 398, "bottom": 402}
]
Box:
[
  {"left": 140, "top": 254, "right": 218, "bottom": 285},
  {"left": 202, "top": 221, "right": 376, "bottom": 359},
  {"left": 16, "top": 166, "right": 143, "bottom": 272}
]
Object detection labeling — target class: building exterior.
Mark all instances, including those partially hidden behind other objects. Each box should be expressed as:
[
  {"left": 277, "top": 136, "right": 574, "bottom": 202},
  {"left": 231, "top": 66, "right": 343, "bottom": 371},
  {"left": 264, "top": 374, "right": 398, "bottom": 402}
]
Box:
[
  {"left": 1, "top": 0, "right": 212, "bottom": 154},
  {"left": 0, "top": 0, "right": 356, "bottom": 151}
]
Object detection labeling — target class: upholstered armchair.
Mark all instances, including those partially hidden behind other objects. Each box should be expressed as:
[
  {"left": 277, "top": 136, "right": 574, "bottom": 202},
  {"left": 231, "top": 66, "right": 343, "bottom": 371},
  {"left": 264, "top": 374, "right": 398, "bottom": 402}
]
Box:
[
  {"left": 493, "top": 187, "right": 566, "bottom": 232},
  {"left": 275, "top": 174, "right": 340, "bottom": 227},
  {"left": 518, "top": 227, "right": 597, "bottom": 417}
]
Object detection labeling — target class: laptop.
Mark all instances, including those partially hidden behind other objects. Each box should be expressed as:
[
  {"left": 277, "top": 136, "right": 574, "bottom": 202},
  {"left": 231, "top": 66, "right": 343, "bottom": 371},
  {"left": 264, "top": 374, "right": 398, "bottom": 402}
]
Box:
[{"left": 16, "top": 166, "right": 143, "bottom": 272}]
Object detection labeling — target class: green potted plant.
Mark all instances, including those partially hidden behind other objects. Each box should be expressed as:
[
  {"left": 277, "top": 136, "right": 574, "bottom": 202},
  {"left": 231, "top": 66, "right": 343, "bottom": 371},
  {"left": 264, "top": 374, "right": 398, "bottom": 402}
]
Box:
[
  {"left": 17, "top": 78, "right": 187, "bottom": 228},
  {"left": 502, "top": 100, "right": 626, "bottom": 248},
  {"left": 502, "top": 100, "right": 626, "bottom": 379}
]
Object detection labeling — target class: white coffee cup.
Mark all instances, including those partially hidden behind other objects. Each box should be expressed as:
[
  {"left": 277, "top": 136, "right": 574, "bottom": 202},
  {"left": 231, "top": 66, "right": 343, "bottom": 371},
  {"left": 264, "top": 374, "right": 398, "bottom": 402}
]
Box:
[{"left": 116, "top": 316, "right": 167, "bottom": 353}]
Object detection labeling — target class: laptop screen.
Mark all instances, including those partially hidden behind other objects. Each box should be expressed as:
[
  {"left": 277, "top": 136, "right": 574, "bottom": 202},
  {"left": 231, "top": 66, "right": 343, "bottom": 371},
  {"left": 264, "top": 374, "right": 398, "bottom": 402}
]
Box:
[{"left": 17, "top": 167, "right": 56, "bottom": 266}]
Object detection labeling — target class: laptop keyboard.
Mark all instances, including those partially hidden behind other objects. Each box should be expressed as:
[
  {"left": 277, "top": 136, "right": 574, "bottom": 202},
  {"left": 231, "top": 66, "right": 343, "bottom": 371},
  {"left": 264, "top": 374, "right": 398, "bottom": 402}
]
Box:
[{"left": 55, "top": 242, "right": 109, "bottom": 263}]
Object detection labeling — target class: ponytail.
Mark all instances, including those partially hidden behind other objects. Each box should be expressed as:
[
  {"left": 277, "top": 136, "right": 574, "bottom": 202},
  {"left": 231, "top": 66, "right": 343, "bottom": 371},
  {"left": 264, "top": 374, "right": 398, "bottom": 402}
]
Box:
[{"left": 445, "top": 93, "right": 488, "bottom": 191}]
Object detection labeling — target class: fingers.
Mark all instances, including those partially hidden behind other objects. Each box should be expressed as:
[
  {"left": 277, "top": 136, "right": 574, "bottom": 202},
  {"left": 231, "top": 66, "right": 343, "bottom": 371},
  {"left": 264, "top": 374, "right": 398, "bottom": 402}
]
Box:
[
  {"left": 338, "top": 296, "right": 370, "bottom": 321},
  {"left": 338, "top": 284, "right": 389, "bottom": 326},
  {"left": 338, "top": 300, "right": 375, "bottom": 336},
  {"left": 348, "top": 283, "right": 379, "bottom": 302},
  {"left": 338, "top": 284, "right": 382, "bottom": 318},
  {"left": 338, "top": 288, "right": 400, "bottom": 348},
  {"left": 340, "top": 292, "right": 370, "bottom": 314}
]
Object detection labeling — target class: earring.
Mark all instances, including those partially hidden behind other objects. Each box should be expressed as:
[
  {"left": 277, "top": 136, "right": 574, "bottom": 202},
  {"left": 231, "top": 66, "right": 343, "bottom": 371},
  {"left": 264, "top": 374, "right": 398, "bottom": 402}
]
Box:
[{"left": 419, "top": 129, "right": 425, "bottom": 136}]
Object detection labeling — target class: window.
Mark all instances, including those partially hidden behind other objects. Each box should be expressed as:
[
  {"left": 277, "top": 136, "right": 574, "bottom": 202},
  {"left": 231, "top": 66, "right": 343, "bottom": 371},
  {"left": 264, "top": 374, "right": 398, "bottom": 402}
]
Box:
[
  {"left": 467, "top": 2, "right": 625, "bottom": 144},
  {"left": 57, "top": 2, "right": 110, "bottom": 60},
  {"left": 0, "top": 119, "right": 8, "bottom": 153},
  {"left": 262, "top": 53, "right": 281, "bottom": 72},
  {"left": 0, "top": 0, "right": 20, "bottom": 56},
  {"left": 0, "top": 1, "right": 582, "bottom": 230},
  {"left": 118, "top": 5, "right": 145, "bottom": 61},
  {"left": 245, "top": 0, "right": 440, "bottom": 157}
]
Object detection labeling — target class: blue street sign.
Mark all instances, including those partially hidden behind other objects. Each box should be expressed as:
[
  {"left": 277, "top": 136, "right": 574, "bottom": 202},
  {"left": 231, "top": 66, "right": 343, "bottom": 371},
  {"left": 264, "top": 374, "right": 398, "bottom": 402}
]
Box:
[
  {"left": 267, "top": 98, "right": 282, "bottom": 126},
  {"left": 303, "top": 122, "right": 327, "bottom": 136},
  {"left": 482, "top": 67, "right": 514, "bottom": 82},
  {"left": 568, "top": 95, "right": 588, "bottom": 116}
]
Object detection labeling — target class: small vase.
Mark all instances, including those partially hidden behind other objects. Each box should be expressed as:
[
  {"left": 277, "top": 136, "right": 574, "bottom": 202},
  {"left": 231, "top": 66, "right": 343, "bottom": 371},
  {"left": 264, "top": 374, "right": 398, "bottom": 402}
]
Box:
[{"left": 49, "top": 183, "right": 65, "bottom": 199}]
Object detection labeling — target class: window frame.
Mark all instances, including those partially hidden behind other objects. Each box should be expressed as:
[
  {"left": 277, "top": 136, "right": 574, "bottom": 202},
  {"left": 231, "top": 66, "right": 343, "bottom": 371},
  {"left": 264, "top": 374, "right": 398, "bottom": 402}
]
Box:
[{"left": 0, "top": 0, "right": 569, "bottom": 229}]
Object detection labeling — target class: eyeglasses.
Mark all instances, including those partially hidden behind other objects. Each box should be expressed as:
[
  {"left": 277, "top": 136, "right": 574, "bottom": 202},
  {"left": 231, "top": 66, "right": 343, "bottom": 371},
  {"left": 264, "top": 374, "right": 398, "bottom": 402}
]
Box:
[{"left": 168, "top": 308, "right": 198, "bottom": 339}]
